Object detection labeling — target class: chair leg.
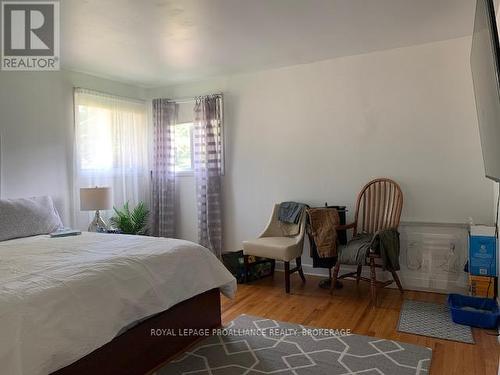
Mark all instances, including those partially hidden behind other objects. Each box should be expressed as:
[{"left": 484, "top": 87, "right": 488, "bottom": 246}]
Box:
[
  {"left": 370, "top": 257, "right": 377, "bottom": 306},
  {"left": 356, "top": 264, "right": 362, "bottom": 285},
  {"left": 296, "top": 257, "right": 306, "bottom": 283},
  {"left": 243, "top": 255, "right": 249, "bottom": 284},
  {"left": 391, "top": 269, "right": 404, "bottom": 294},
  {"left": 284, "top": 261, "right": 291, "bottom": 293},
  {"left": 331, "top": 261, "right": 341, "bottom": 294},
  {"left": 270, "top": 259, "right": 276, "bottom": 277}
]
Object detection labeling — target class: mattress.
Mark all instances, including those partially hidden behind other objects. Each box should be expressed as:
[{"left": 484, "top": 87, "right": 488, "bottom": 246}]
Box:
[{"left": 0, "top": 232, "right": 236, "bottom": 375}]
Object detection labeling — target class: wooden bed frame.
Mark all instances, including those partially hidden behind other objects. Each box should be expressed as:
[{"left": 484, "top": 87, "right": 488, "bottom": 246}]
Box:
[{"left": 52, "top": 288, "right": 221, "bottom": 375}]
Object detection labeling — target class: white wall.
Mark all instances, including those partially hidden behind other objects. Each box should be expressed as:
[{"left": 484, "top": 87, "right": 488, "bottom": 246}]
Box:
[
  {"left": 0, "top": 34, "right": 494, "bottom": 291},
  {"left": 0, "top": 70, "right": 145, "bottom": 224},
  {"left": 148, "top": 36, "right": 494, "bottom": 254},
  {"left": 0, "top": 33, "right": 494, "bottom": 294}
]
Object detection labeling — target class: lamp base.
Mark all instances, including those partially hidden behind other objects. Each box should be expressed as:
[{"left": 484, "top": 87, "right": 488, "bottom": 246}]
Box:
[{"left": 88, "top": 210, "right": 108, "bottom": 232}]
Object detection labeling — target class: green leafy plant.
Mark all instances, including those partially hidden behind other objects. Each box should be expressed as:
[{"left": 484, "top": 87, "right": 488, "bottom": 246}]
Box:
[{"left": 111, "top": 201, "right": 150, "bottom": 235}]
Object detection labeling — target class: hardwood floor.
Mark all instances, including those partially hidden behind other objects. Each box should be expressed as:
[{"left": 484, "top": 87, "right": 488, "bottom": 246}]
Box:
[{"left": 221, "top": 273, "right": 500, "bottom": 375}]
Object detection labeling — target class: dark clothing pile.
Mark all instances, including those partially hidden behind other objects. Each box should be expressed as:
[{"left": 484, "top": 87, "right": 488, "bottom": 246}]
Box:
[
  {"left": 371, "top": 228, "right": 400, "bottom": 271},
  {"left": 278, "top": 202, "right": 306, "bottom": 224},
  {"left": 337, "top": 228, "right": 400, "bottom": 271}
]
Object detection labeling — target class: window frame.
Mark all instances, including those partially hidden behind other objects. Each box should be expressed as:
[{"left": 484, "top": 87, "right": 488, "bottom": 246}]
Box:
[{"left": 174, "top": 121, "right": 195, "bottom": 177}]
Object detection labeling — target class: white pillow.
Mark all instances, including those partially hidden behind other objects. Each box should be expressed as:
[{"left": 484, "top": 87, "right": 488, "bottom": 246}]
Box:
[{"left": 0, "top": 196, "right": 63, "bottom": 241}]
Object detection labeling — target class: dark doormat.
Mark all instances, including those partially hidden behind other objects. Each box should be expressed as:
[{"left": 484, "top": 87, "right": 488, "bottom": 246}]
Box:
[{"left": 397, "top": 299, "right": 474, "bottom": 344}]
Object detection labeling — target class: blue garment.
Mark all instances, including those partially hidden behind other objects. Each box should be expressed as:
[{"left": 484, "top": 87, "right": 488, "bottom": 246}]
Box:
[{"left": 278, "top": 202, "right": 306, "bottom": 224}]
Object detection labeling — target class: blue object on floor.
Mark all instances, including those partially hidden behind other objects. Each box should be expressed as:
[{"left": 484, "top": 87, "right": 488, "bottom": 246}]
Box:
[
  {"left": 448, "top": 294, "right": 499, "bottom": 329},
  {"left": 469, "top": 235, "right": 497, "bottom": 276}
]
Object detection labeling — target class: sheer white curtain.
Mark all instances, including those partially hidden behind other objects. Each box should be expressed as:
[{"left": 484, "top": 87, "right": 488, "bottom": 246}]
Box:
[{"left": 73, "top": 88, "right": 149, "bottom": 230}]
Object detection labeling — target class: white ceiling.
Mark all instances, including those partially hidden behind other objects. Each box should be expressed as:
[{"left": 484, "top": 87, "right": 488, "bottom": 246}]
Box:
[{"left": 62, "top": 0, "right": 481, "bottom": 87}]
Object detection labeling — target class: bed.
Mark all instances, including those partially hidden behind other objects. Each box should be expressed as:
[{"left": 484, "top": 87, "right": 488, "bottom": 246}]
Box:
[{"left": 0, "top": 232, "right": 236, "bottom": 375}]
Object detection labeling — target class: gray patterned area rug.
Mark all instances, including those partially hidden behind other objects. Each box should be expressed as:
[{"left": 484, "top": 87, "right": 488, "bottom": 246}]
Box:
[
  {"left": 397, "top": 299, "right": 474, "bottom": 344},
  {"left": 157, "top": 314, "right": 432, "bottom": 375}
]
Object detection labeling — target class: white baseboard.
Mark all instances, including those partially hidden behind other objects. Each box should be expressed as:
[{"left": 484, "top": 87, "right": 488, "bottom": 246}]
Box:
[{"left": 275, "top": 262, "right": 467, "bottom": 294}]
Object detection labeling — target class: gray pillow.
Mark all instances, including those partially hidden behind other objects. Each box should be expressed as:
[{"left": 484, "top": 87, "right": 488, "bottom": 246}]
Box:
[{"left": 0, "top": 196, "right": 64, "bottom": 241}]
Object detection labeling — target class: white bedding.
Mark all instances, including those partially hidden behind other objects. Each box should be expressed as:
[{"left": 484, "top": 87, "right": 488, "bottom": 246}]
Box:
[{"left": 0, "top": 232, "right": 236, "bottom": 375}]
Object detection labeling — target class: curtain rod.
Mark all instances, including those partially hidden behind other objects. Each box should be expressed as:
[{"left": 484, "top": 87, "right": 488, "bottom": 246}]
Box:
[
  {"left": 168, "top": 93, "right": 223, "bottom": 104},
  {"left": 74, "top": 87, "right": 146, "bottom": 104}
]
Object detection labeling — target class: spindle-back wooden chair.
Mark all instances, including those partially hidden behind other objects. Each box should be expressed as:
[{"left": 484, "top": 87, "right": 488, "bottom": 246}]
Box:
[{"left": 331, "top": 178, "right": 404, "bottom": 305}]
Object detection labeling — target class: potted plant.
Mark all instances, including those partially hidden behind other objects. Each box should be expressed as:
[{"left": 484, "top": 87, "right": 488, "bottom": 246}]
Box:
[{"left": 111, "top": 201, "right": 150, "bottom": 235}]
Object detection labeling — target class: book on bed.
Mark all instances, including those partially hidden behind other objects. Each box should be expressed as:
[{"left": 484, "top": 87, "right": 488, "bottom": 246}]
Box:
[{"left": 49, "top": 229, "right": 82, "bottom": 237}]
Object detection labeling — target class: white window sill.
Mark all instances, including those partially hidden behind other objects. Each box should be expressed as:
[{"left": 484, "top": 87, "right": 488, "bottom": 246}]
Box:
[{"left": 175, "top": 171, "right": 194, "bottom": 177}]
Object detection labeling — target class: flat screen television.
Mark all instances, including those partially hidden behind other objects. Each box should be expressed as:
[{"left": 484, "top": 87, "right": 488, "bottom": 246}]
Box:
[{"left": 471, "top": 0, "right": 500, "bottom": 182}]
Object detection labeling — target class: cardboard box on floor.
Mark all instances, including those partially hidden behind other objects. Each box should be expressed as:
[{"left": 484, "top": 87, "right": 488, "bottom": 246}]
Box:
[{"left": 468, "top": 275, "right": 495, "bottom": 298}]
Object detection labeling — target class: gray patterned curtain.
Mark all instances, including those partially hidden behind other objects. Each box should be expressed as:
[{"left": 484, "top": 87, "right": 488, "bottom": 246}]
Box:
[
  {"left": 194, "top": 95, "right": 224, "bottom": 256},
  {"left": 151, "top": 99, "right": 178, "bottom": 237}
]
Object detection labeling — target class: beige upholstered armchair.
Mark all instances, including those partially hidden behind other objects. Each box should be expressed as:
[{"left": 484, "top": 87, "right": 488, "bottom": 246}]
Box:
[{"left": 243, "top": 204, "right": 307, "bottom": 293}]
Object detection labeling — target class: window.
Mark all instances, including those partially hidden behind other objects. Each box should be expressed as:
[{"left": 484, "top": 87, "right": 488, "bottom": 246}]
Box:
[
  {"left": 73, "top": 88, "right": 149, "bottom": 229},
  {"left": 77, "top": 104, "right": 115, "bottom": 171},
  {"left": 174, "top": 122, "right": 194, "bottom": 174},
  {"left": 74, "top": 89, "right": 148, "bottom": 175}
]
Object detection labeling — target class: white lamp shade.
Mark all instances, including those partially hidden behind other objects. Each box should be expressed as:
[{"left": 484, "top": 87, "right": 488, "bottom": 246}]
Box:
[{"left": 80, "top": 187, "right": 112, "bottom": 211}]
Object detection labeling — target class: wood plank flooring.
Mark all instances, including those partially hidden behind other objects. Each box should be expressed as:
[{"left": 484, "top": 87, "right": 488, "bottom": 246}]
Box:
[{"left": 221, "top": 273, "right": 500, "bottom": 375}]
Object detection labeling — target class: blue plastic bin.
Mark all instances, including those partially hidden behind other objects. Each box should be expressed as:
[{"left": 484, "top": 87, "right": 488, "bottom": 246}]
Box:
[{"left": 448, "top": 294, "right": 499, "bottom": 329}]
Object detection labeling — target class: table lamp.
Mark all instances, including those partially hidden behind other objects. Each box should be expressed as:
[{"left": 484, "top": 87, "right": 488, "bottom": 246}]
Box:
[{"left": 80, "top": 187, "right": 112, "bottom": 232}]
